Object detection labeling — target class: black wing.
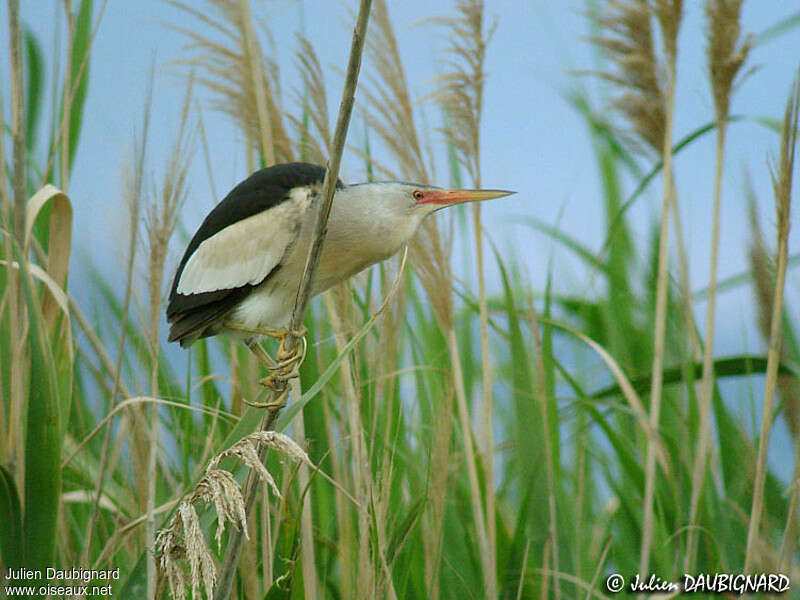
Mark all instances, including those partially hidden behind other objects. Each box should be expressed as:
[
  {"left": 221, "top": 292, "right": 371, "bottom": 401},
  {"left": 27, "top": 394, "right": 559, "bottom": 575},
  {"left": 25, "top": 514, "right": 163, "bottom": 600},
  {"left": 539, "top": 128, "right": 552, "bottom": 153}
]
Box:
[{"left": 166, "top": 162, "right": 341, "bottom": 346}]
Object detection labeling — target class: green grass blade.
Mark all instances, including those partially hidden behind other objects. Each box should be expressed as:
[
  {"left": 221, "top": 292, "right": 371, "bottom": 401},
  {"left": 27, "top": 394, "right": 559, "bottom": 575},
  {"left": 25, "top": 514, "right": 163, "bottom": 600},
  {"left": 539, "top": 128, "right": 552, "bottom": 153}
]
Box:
[
  {"left": 755, "top": 11, "right": 800, "bottom": 46},
  {"left": 66, "top": 0, "right": 93, "bottom": 173},
  {"left": 385, "top": 495, "right": 425, "bottom": 565},
  {"left": 603, "top": 118, "right": 744, "bottom": 251},
  {"left": 24, "top": 29, "right": 44, "bottom": 152},
  {"left": 519, "top": 216, "right": 609, "bottom": 274},
  {"left": 567, "top": 89, "right": 642, "bottom": 177},
  {"left": 0, "top": 464, "right": 23, "bottom": 572},
  {"left": 693, "top": 252, "right": 800, "bottom": 299},
  {"left": 276, "top": 295, "right": 395, "bottom": 430},
  {"left": 18, "top": 257, "right": 63, "bottom": 587},
  {"left": 590, "top": 355, "right": 799, "bottom": 398}
]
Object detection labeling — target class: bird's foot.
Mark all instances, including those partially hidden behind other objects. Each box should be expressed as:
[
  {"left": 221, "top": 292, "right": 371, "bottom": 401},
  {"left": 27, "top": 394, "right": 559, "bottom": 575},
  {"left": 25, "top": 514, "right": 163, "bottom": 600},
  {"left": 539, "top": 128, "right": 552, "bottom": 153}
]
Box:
[
  {"left": 258, "top": 335, "right": 307, "bottom": 388},
  {"left": 243, "top": 329, "right": 308, "bottom": 409},
  {"left": 227, "top": 322, "right": 306, "bottom": 344},
  {"left": 244, "top": 389, "right": 289, "bottom": 410}
]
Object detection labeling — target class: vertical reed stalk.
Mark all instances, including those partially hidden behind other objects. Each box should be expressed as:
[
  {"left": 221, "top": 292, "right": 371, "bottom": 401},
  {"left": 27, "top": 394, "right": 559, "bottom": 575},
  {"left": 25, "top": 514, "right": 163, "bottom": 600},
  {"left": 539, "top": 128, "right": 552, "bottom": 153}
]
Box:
[
  {"left": 7, "top": 0, "right": 26, "bottom": 242},
  {"left": 291, "top": 378, "right": 321, "bottom": 600},
  {"left": 238, "top": 0, "right": 275, "bottom": 165},
  {"left": 325, "top": 296, "right": 372, "bottom": 598},
  {"left": 0, "top": 52, "right": 9, "bottom": 217},
  {"left": 6, "top": 0, "right": 28, "bottom": 489},
  {"left": 239, "top": 512, "right": 259, "bottom": 598},
  {"left": 145, "top": 80, "right": 191, "bottom": 597},
  {"left": 684, "top": 126, "right": 725, "bottom": 571},
  {"left": 213, "top": 3, "right": 372, "bottom": 596},
  {"left": 81, "top": 69, "right": 152, "bottom": 567},
  {"left": 779, "top": 423, "right": 800, "bottom": 571},
  {"left": 146, "top": 296, "right": 159, "bottom": 600},
  {"left": 437, "top": 3, "right": 497, "bottom": 593},
  {"left": 686, "top": 0, "right": 750, "bottom": 569},
  {"left": 323, "top": 392, "right": 355, "bottom": 598},
  {"left": 0, "top": 74, "right": 9, "bottom": 447},
  {"left": 424, "top": 371, "right": 453, "bottom": 599},
  {"left": 638, "top": 32, "right": 678, "bottom": 582},
  {"left": 446, "top": 329, "right": 495, "bottom": 598},
  {"left": 744, "top": 72, "right": 798, "bottom": 573},
  {"left": 469, "top": 31, "right": 497, "bottom": 599},
  {"left": 527, "top": 298, "right": 560, "bottom": 599},
  {"left": 260, "top": 482, "right": 273, "bottom": 589},
  {"left": 60, "top": 0, "right": 74, "bottom": 190}
]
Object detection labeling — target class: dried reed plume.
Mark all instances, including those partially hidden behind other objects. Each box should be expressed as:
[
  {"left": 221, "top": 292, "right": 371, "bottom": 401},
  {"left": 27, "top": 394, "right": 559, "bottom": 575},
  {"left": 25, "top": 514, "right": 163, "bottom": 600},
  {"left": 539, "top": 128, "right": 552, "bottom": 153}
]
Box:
[
  {"left": 363, "top": 0, "right": 429, "bottom": 183},
  {"left": 685, "top": 0, "right": 750, "bottom": 572},
  {"left": 156, "top": 431, "right": 313, "bottom": 599},
  {"left": 744, "top": 69, "right": 799, "bottom": 573},
  {"left": 168, "top": 0, "right": 294, "bottom": 164},
  {"left": 290, "top": 35, "right": 331, "bottom": 163},
  {"left": 435, "top": 1, "right": 501, "bottom": 597},
  {"left": 599, "top": 0, "right": 685, "bottom": 578},
  {"left": 145, "top": 84, "right": 194, "bottom": 355},
  {"left": 748, "top": 200, "right": 800, "bottom": 437},
  {"left": 591, "top": 0, "right": 666, "bottom": 154},
  {"left": 364, "top": 0, "right": 455, "bottom": 329},
  {"left": 707, "top": 0, "right": 752, "bottom": 120},
  {"left": 653, "top": 0, "right": 683, "bottom": 64},
  {"left": 434, "top": 0, "right": 492, "bottom": 183},
  {"left": 145, "top": 78, "right": 194, "bottom": 598}
]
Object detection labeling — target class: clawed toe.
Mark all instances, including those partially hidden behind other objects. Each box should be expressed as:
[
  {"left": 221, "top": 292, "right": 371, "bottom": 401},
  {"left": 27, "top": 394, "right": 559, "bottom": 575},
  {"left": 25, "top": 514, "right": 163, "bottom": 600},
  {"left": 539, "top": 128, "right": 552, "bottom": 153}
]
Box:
[{"left": 243, "top": 329, "right": 307, "bottom": 409}]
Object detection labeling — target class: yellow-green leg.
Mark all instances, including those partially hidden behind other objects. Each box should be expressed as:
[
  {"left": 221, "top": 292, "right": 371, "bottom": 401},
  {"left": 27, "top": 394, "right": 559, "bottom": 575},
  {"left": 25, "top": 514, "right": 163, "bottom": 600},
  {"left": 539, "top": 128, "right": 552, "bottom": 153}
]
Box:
[{"left": 227, "top": 322, "right": 307, "bottom": 408}]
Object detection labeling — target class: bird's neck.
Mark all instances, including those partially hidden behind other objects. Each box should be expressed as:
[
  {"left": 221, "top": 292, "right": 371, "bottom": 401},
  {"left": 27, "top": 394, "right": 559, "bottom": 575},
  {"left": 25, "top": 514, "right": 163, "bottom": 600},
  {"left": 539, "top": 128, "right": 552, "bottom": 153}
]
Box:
[
  {"left": 303, "top": 184, "right": 425, "bottom": 294},
  {"left": 328, "top": 184, "right": 425, "bottom": 253}
]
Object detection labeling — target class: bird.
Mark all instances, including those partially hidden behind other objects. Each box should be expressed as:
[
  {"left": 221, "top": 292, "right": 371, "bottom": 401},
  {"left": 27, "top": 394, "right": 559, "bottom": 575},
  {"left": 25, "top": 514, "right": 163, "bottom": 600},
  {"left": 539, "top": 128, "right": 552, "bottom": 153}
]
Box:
[{"left": 166, "top": 162, "right": 512, "bottom": 397}]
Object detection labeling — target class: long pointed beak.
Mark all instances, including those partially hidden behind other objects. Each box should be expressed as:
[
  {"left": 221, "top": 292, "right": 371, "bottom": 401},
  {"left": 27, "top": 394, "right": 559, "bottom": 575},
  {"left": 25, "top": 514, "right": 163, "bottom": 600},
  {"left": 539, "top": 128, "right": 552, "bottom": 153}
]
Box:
[{"left": 418, "top": 188, "right": 515, "bottom": 206}]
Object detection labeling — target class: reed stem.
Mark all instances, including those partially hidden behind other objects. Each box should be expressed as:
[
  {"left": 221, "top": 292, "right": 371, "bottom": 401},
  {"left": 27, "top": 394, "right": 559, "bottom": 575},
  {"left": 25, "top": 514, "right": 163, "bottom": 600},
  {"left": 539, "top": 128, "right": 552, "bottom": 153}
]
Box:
[
  {"left": 744, "top": 72, "right": 798, "bottom": 573},
  {"left": 212, "top": 2, "right": 372, "bottom": 596},
  {"left": 638, "top": 48, "right": 677, "bottom": 581}
]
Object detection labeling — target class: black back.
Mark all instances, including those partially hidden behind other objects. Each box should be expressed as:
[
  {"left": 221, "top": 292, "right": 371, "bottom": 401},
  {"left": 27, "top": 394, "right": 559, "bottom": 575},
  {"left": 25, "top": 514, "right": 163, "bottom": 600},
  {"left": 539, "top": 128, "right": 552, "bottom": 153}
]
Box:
[{"left": 166, "top": 162, "right": 342, "bottom": 345}]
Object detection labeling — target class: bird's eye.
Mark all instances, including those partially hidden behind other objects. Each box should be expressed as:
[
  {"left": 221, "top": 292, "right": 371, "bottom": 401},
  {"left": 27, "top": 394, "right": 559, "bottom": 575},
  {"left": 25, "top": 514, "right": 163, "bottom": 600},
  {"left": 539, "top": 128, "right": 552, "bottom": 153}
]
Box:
[{"left": 413, "top": 190, "right": 424, "bottom": 201}]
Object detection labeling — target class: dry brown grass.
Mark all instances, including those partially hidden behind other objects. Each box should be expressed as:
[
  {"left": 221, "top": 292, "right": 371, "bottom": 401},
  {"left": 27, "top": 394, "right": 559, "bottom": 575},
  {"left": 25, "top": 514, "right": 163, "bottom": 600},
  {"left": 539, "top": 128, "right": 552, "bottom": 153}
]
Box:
[
  {"left": 168, "top": 0, "right": 294, "bottom": 165},
  {"left": 157, "top": 431, "right": 312, "bottom": 599},
  {"left": 144, "top": 77, "right": 194, "bottom": 598},
  {"left": 435, "top": 0, "right": 500, "bottom": 595},
  {"left": 749, "top": 201, "right": 800, "bottom": 437},
  {"left": 685, "top": 0, "right": 751, "bottom": 573},
  {"left": 746, "top": 70, "right": 800, "bottom": 572},
  {"left": 707, "top": 0, "right": 752, "bottom": 120},
  {"left": 591, "top": 0, "right": 666, "bottom": 154},
  {"left": 363, "top": 0, "right": 429, "bottom": 183},
  {"left": 291, "top": 35, "right": 331, "bottom": 163},
  {"left": 591, "top": 0, "right": 687, "bottom": 579}
]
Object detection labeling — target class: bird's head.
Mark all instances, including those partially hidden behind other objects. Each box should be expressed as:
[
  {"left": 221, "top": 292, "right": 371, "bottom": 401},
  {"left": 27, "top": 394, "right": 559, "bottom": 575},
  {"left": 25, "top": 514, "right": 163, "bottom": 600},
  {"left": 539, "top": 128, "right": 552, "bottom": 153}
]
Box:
[
  {"left": 331, "top": 181, "right": 514, "bottom": 259},
  {"left": 344, "top": 180, "right": 513, "bottom": 220},
  {"left": 357, "top": 181, "right": 513, "bottom": 214},
  {"left": 408, "top": 185, "right": 516, "bottom": 212}
]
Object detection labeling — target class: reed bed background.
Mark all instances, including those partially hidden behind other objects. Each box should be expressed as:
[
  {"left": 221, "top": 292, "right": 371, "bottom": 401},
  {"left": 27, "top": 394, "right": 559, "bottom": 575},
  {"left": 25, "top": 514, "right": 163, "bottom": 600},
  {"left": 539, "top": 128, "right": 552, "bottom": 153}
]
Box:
[{"left": 2, "top": 1, "right": 800, "bottom": 598}]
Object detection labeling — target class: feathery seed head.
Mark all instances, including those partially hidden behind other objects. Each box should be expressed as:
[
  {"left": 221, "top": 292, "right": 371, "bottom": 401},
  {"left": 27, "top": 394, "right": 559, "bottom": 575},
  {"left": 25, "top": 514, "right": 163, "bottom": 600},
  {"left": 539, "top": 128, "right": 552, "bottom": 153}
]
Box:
[
  {"left": 591, "top": 0, "right": 666, "bottom": 154},
  {"left": 653, "top": 0, "right": 683, "bottom": 63},
  {"left": 156, "top": 430, "right": 314, "bottom": 598},
  {"left": 706, "top": 0, "right": 751, "bottom": 121}
]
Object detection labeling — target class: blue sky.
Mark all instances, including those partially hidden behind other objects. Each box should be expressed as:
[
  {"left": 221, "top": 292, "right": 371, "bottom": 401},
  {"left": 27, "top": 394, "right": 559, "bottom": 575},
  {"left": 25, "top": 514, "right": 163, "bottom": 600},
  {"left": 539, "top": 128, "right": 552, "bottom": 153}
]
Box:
[{"left": 3, "top": 2, "right": 799, "bottom": 389}]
